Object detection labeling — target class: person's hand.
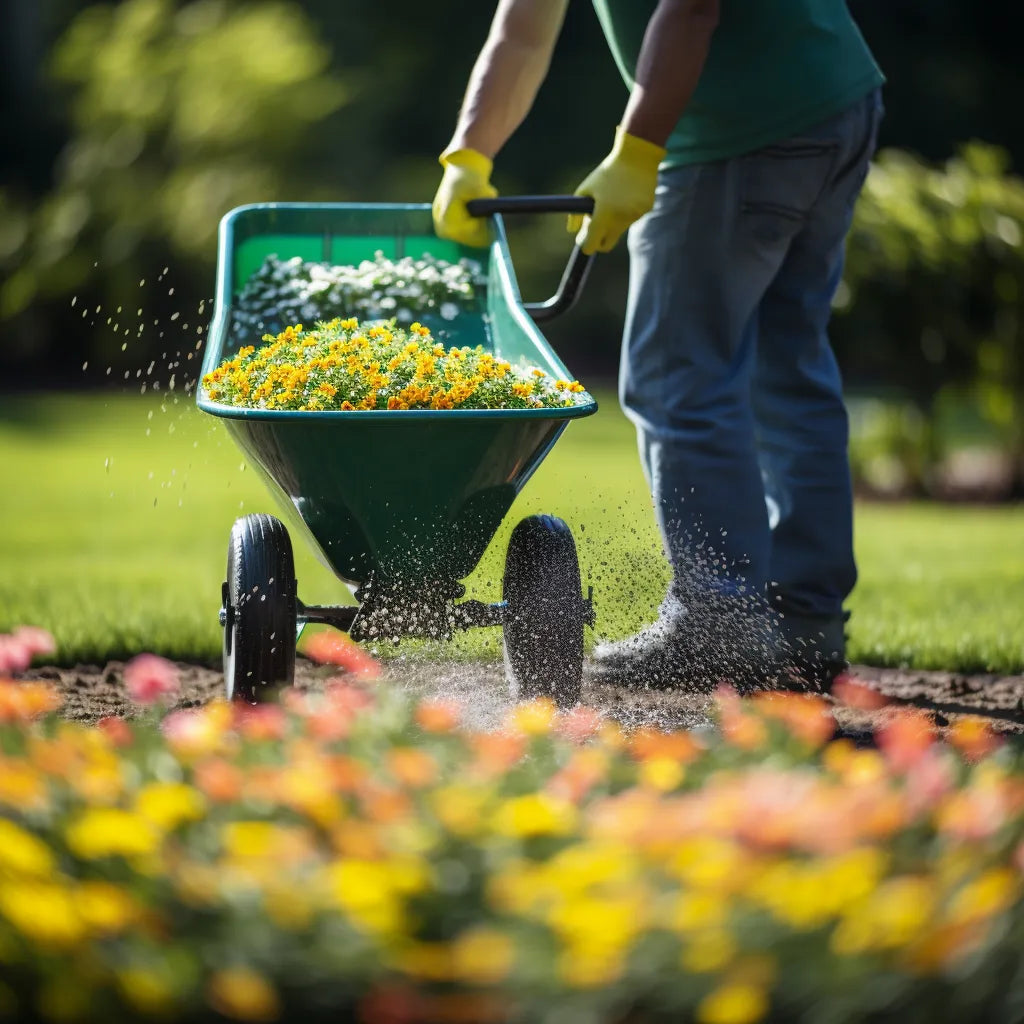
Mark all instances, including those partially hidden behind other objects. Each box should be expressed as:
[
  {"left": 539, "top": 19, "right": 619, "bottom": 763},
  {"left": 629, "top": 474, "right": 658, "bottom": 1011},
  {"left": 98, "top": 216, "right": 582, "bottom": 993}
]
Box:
[
  {"left": 432, "top": 148, "right": 498, "bottom": 249},
  {"left": 568, "top": 127, "right": 666, "bottom": 254}
]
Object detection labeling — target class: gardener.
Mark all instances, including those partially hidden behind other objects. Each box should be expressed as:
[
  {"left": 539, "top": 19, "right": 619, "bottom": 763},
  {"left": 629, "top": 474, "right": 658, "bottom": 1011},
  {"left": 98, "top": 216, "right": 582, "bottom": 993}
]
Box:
[{"left": 432, "top": 0, "right": 884, "bottom": 691}]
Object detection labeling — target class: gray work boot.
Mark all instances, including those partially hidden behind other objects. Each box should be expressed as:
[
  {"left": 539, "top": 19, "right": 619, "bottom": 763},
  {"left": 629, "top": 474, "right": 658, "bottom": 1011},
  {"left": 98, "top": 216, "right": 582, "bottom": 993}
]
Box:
[
  {"left": 591, "top": 591, "right": 782, "bottom": 694},
  {"left": 773, "top": 609, "right": 850, "bottom": 692}
]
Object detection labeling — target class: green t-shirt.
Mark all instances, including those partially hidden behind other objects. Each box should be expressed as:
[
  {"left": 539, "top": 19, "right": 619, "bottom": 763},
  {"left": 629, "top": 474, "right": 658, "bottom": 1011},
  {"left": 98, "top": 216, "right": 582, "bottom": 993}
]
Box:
[{"left": 592, "top": 0, "right": 884, "bottom": 166}]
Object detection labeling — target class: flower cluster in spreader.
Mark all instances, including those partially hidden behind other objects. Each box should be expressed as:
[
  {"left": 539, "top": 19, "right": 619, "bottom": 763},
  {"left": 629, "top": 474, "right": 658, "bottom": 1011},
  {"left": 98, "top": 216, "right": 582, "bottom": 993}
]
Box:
[
  {"left": 0, "top": 626, "right": 1022, "bottom": 1024},
  {"left": 203, "top": 318, "right": 589, "bottom": 413}
]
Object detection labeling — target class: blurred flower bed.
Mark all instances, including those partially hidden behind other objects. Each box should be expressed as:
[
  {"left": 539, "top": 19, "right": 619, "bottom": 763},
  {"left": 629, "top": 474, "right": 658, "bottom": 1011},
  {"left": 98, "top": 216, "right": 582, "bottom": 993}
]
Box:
[{"left": 1, "top": 630, "right": 1023, "bottom": 1023}]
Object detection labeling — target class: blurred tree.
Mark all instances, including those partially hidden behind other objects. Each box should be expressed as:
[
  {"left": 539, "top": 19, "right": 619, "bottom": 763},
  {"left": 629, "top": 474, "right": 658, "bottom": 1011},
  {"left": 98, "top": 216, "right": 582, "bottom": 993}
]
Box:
[
  {"left": 0, "top": 0, "right": 347, "bottom": 379},
  {"left": 837, "top": 143, "right": 1024, "bottom": 494}
]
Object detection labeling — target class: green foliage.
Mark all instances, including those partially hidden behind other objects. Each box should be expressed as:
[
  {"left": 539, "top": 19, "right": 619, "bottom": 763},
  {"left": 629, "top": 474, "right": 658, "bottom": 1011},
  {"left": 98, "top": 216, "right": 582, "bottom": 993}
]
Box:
[
  {"left": 1, "top": 393, "right": 1022, "bottom": 673},
  {"left": 837, "top": 143, "right": 1024, "bottom": 492},
  {"left": 0, "top": 0, "right": 347, "bottom": 322}
]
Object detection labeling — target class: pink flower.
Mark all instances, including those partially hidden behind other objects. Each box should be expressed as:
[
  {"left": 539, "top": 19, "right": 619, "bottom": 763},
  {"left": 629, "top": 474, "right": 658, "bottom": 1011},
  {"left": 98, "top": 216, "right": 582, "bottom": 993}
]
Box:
[
  {"left": 123, "top": 653, "right": 180, "bottom": 705},
  {"left": 0, "top": 636, "right": 32, "bottom": 675},
  {"left": 12, "top": 626, "right": 56, "bottom": 658}
]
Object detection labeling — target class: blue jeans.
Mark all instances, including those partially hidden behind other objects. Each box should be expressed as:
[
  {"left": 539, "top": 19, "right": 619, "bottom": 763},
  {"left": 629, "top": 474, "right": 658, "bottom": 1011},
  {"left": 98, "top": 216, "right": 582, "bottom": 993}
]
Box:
[{"left": 621, "top": 89, "right": 883, "bottom": 630}]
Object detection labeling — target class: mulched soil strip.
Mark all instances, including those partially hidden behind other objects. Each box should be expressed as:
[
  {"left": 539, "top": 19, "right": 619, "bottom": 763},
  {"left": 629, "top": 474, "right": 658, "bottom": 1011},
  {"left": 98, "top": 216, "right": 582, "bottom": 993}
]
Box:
[{"left": 23, "top": 659, "right": 1024, "bottom": 736}]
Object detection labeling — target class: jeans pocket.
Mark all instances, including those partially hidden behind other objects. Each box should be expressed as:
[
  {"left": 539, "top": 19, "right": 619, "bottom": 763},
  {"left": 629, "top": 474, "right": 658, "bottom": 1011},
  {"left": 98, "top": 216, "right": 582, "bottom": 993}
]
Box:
[{"left": 741, "top": 139, "right": 839, "bottom": 224}]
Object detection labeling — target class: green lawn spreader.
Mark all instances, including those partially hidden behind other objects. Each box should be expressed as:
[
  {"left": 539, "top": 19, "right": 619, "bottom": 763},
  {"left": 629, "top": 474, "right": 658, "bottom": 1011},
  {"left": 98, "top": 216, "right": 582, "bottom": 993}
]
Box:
[{"left": 197, "top": 198, "right": 598, "bottom": 708}]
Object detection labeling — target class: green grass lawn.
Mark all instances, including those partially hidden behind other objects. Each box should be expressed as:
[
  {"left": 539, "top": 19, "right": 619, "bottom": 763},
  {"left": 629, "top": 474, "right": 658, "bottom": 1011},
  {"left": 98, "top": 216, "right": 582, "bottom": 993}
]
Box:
[{"left": 1, "top": 390, "right": 1022, "bottom": 673}]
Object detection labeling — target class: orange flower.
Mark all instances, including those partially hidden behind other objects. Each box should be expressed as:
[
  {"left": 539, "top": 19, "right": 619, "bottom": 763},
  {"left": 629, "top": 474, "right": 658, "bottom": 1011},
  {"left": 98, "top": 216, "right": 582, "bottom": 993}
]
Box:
[
  {"left": 948, "top": 717, "right": 1002, "bottom": 763},
  {"left": 469, "top": 731, "right": 528, "bottom": 775},
  {"left": 0, "top": 680, "right": 62, "bottom": 723},
  {"left": 750, "top": 692, "right": 835, "bottom": 748},
  {"left": 936, "top": 785, "right": 1009, "bottom": 841},
  {"left": 414, "top": 698, "right": 462, "bottom": 733},
  {"left": 387, "top": 747, "right": 439, "bottom": 789},
  {"left": 547, "top": 748, "right": 609, "bottom": 803},
  {"left": 302, "top": 630, "right": 380, "bottom": 679},
  {"left": 716, "top": 688, "right": 767, "bottom": 751},
  {"left": 233, "top": 703, "right": 288, "bottom": 742},
  {"left": 831, "top": 673, "right": 889, "bottom": 711},
  {"left": 556, "top": 704, "right": 604, "bottom": 745},
  {"left": 877, "top": 709, "right": 935, "bottom": 772},
  {"left": 193, "top": 759, "right": 244, "bottom": 803},
  {"left": 96, "top": 716, "right": 134, "bottom": 748},
  {"left": 629, "top": 727, "right": 702, "bottom": 763}
]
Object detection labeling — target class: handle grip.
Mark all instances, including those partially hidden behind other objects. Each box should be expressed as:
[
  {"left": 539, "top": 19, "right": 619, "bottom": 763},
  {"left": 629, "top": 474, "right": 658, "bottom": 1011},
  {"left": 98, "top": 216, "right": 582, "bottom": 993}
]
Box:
[{"left": 465, "top": 195, "right": 595, "bottom": 323}]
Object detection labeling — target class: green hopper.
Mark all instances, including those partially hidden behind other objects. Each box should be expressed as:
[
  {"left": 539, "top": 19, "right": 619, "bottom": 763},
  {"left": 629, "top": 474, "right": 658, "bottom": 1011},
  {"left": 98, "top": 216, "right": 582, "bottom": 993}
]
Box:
[{"left": 197, "top": 199, "right": 598, "bottom": 707}]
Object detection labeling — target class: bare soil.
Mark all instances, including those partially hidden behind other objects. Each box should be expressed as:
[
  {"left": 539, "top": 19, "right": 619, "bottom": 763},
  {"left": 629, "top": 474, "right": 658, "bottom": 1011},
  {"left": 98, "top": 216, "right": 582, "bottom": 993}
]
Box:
[{"left": 23, "top": 657, "right": 1024, "bottom": 738}]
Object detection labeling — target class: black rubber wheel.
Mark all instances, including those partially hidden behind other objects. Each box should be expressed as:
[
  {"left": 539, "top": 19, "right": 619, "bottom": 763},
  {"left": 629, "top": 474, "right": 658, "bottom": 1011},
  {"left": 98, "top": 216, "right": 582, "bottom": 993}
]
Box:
[
  {"left": 222, "top": 513, "right": 297, "bottom": 703},
  {"left": 502, "top": 514, "right": 585, "bottom": 708}
]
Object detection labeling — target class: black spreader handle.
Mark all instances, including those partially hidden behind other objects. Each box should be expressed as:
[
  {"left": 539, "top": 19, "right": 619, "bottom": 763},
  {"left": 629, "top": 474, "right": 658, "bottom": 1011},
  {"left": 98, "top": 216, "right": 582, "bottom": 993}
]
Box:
[{"left": 465, "top": 195, "right": 595, "bottom": 323}]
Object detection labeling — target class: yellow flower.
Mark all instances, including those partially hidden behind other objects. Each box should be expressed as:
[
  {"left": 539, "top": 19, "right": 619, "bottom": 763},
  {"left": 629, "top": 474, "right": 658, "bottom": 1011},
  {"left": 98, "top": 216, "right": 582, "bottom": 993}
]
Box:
[
  {"left": 666, "top": 891, "right": 729, "bottom": 933},
  {"left": 946, "top": 868, "right": 1018, "bottom": 926},
  {"left": 222, "top": 821, "right": 286, "bottom": 860},
  {"left": 639, "top": 756, "right": 685, "bottom": 791},
  {"left": 549, "top": 891, "right": 647, "bottom": 964},
  {"left": 668, "top": 838, "right": 747, "bottom": 892},
  {"left": 325, "top": 857, "right": 427, "bottom": 936},
  {"left": 430, "top": 783, "right": 490, "bottom": 837},
  {"left": 65, "top": 808, "right": 159, "bottom": 859},
  {"left": 509, "top": 697, "right": 557, "bottom": 736},
  {"left": 135, "top": 781, "right": 205, "bottom": 831},
  {"left": 263, "top": 882, "right": 316, "bottom": 931},
  {"left": 0, "top": 819, "right": 56, "bottom": 878},
  {"left": 493, "top": 793, "right": 576, "bottom": 838},
  {"left": 207, "top": 968, "right": 281, "bottom": 1022},
  {"left": 76, "top": 881, "right": 138, "bottom": 934},
  {"left": 558, "top": 945, "right": 624, "bottom": 988},
  {"left": 697, "top": 981, "right": 769, "bottom": 1024},
  {"left": 681, "top": 929, "right": 737, "bottom": 973},
  {"left": 831, "top": 875, "right": 935, "bottom": 955},
  {"left": 451, "top": 927, "right": 516, "bottom": 984},
  {"left": 0, "top": 882, "right": 84, "bottom": 948}
]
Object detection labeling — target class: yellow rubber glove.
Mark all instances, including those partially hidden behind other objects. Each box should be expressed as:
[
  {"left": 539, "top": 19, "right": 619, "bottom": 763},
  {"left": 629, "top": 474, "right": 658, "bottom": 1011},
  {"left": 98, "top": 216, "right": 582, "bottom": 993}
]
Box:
[
  {"left": 432, "top": 148, "right": 498, "bottom": 249},
  {"left": 568, "top": 127, "right": 667, "bottom": 254}
]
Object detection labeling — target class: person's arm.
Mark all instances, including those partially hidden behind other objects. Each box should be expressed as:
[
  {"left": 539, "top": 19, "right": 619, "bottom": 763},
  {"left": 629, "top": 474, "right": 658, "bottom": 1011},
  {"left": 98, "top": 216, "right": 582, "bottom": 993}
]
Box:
[
  {"left": 432, "top": 0, "right": 569, "bottom": 247},
  {"left": 571, "top": 0, "right": 720, "bottom": 253},
  {"left": 447, "top": 0, "right": 570, "bottom": 158},
  {"left": 622, "top": 0, "right": 720, "bottom": 147}
]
